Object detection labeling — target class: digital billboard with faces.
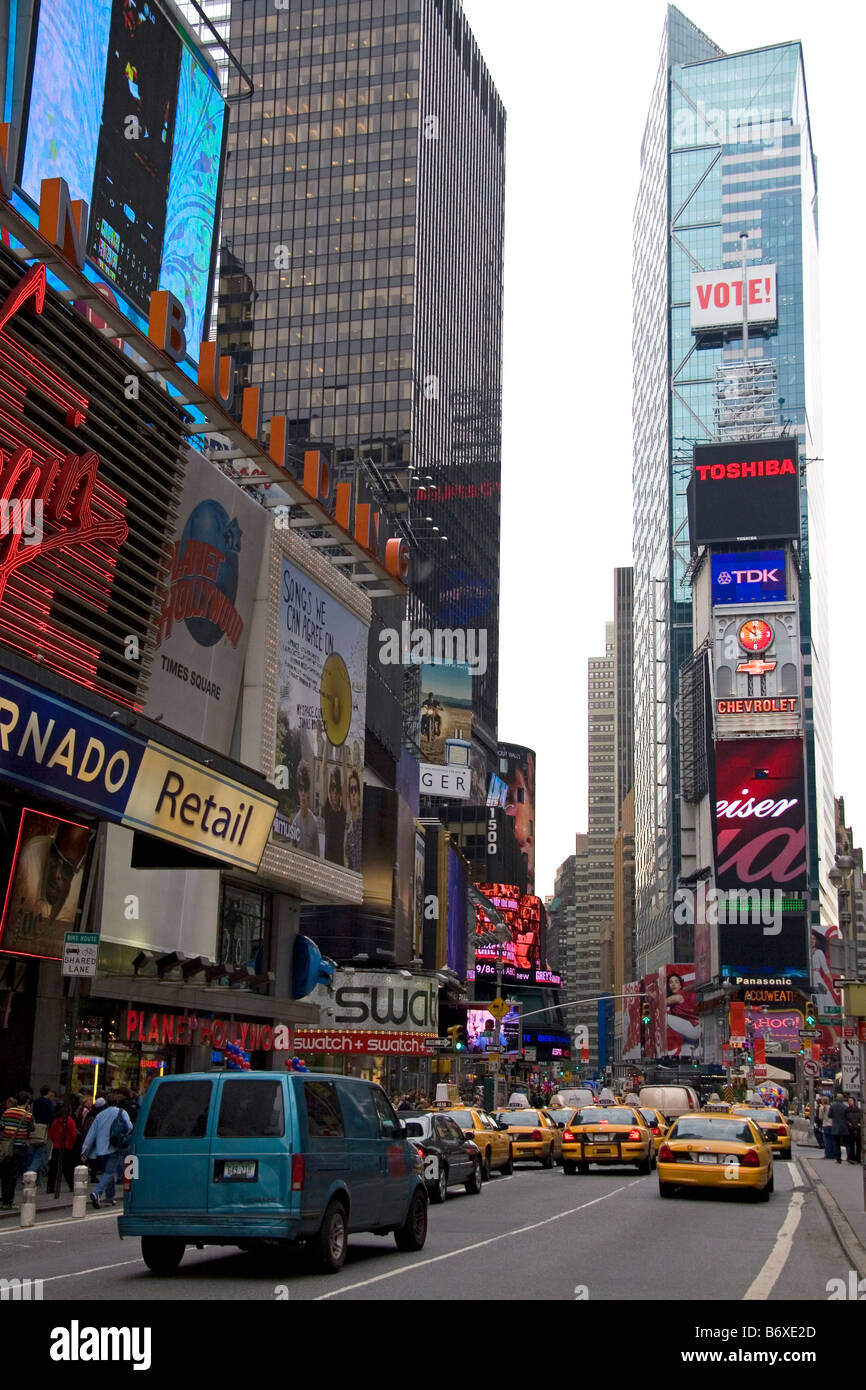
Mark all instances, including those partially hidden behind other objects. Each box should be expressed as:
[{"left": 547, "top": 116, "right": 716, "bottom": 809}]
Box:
[
  {"left": 688, "top": 440, "right": 801, "bottom": 547},
  {"left": 473, "top": 883, "right": 560, "bottom": 989}
]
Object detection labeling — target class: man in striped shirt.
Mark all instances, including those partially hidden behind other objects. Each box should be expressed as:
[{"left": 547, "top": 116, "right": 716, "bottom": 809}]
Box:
[{"left": 1, "top": 1092, "right": 34, "bottom": 1207}]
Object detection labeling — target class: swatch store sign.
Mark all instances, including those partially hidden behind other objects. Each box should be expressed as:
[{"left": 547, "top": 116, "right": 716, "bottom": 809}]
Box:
[{"left": 300, "top": 971, "right": 439, "bottom": 1055}]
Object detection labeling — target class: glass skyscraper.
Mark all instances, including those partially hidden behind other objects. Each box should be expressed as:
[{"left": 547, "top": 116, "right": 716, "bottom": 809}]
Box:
[
  {"left": 216, "top": 0, "right": 505, "bottom": 775},
  {"left": 633, "top": 6, "right": 834, "bottom": 972}
]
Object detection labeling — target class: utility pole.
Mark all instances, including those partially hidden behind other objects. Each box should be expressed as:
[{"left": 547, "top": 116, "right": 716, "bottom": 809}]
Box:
[{"left": 740, "top": 230, "right": 749, "bottom": 362}]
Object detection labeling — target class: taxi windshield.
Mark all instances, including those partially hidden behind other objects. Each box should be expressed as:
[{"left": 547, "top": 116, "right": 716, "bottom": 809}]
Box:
[
  {"left": 575, "top": 1108, "right": 638, "bottom": 1126},
  {"left": 498, "top": 1111, "right": 543, "bottom": 1127},
  {"left": 733, "top": 1108, "right": 781, "bottom": 1122},
  {"left": 672, "top": 1118, "right": 755, "bottom": 1143},
  {"left": 446, "top": 1111, "right": 475, "bottom": 1129}
]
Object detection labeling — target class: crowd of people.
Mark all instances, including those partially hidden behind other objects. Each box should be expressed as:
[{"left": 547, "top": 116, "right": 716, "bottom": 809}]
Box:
[{"left": 0, "top": 1083, "right": 140, "bottom": 1209}]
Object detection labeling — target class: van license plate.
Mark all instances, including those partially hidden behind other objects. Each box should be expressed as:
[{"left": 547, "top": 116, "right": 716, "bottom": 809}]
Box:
[{"left": 221, "top": 1161, "right": 258, "bottom": 1181}]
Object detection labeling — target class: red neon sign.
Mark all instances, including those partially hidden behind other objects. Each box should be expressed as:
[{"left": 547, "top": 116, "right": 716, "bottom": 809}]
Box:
[{"left": 0, "top": 263, "right": 129, "bottom": 692}]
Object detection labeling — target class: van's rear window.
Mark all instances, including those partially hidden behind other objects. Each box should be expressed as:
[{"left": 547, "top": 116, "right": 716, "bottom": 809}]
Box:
[
  {"left": 218, "top": 1081, "right": 285, "bottom": 1138},
  {"left": 144, "top": 1081, "right": 213, "bottom": 1139}
]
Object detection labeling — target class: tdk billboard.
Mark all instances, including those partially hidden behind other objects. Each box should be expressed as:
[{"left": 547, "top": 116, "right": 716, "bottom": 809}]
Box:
[{"left": 712, "top": 551, "right": 786, "bottom": 606}]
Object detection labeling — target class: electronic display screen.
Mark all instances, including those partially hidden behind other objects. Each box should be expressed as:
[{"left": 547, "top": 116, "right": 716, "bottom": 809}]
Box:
[
  {"left": 711, "top": 550, "right": 786, "bottom": 606},
  {"left": 20, "top": 0, "right": 226, "bottom": 351},
  {"left": 688, "top": 439, "right": 801, "bottom": 547}
]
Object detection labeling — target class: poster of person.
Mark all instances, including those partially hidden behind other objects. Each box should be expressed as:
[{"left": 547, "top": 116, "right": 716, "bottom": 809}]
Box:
[
  {"left": 418, "top": 662, "right": 472, "bottom": 764},
  {"left": 497, "top": 743, "right": 536, "bottom": 893},
  {"left": 622, "top": 980, "right": 642, "bottom": 1061},
  {"left": 660, "top": 964, "right": 701, "bottom": 1059},
  {"left": 272, "top": 557, "right": 367, "bottom": 867},
  {"left": 0, "top": 810, "right": 92, "bottom": 959}
]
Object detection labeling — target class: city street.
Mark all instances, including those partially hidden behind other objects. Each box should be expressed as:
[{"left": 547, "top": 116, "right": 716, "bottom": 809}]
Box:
[{"left": 0, "top": 1157, "right": 847, "bottom": 1302}]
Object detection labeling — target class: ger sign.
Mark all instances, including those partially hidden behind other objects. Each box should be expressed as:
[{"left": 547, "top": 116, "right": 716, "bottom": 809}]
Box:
[
  {"left": 690, "top": 265, "right": 777, "bottom": 332},
  {"left": 712, "top": 551, "right": 786, "bottom": 606}
]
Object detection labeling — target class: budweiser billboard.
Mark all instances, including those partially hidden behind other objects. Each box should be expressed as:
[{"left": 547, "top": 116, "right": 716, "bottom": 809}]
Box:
[{"left": 713, "top": 737, "right": 806, "bottom": 890}]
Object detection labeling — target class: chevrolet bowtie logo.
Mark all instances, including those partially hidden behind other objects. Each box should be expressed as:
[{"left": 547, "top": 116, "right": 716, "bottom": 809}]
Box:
[{"left": 736, "top": 659, "right": 777, "bottom": 676}]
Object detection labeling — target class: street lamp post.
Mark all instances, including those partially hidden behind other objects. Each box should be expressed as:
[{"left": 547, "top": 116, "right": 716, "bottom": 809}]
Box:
[{"left": 831, "top": 854, "right": 866, "bottom": 1211}]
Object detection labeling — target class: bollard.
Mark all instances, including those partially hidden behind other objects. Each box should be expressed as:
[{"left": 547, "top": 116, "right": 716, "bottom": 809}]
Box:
[
  {"left": 20, "top": 1169, "right": 36, "bottom": 1227},
  {"left": 72, "top": 1164, "right": 90, "bottom": 1220}
]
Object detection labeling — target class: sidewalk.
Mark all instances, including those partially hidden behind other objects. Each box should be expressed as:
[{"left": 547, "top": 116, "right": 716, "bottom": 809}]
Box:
[
  {"left": 0, "top": 1186, "right": 78, "bottom": 1222},
  {"left": 793, "top": 1118, "right": 866, "bottom": 1277}
]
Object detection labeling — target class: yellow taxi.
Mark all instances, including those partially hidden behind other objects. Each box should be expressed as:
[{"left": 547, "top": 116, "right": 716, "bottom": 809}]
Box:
[
  {"left": 656, "top": 1112, "right": 774, "bottom": 1200},
  {"left": 441, "top": 1108, "right": 514, "bottom": 1179},
  {"left": 637, "top": 1106, "right": 668, "bottom": 1161},
  {"left": 493, "top": 1108, "right": 561, "bottom": 1168},
  {"left": 730, "top": 1105, "right": 792, "bottom": 1159},
  {"left": 561, "top": 1105, "right": 653, "bottom": 1174}
]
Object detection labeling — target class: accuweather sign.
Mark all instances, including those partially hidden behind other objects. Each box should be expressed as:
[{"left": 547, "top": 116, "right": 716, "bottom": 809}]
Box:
[{"left": 690, "top": 266, "right": 777, "bottom": 333}]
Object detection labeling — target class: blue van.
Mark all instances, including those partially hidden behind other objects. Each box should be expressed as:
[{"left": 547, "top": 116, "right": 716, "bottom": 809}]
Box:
[{"left": 118, "top": 1071, "right": 428, "bottom": 1274}]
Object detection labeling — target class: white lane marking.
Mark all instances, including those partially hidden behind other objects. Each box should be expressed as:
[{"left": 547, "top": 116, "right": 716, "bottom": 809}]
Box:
[
  {"left": 789, "top": 1160, "right": 803, "bottom": 1188},
  {"left": 742, "top": 1191, "right": 804, "bottom": 1301},
  {"left": 0, "top": 1210, "right": 118, "bottom": 1240},
  {"left": 316, "top": 1179, "right": 644, "bottom": 1300},
  {"left": 36, "top": 1259, "right": 142, "bottom": 1286}
]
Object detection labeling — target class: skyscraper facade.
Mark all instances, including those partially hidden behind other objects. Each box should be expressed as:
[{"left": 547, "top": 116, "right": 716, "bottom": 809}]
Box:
[
  {"left": 632, "top": 5, "right": 833, "bottom": 974},
  {"left": 216, "top": 0, "right": 505, "bottom": 775}
]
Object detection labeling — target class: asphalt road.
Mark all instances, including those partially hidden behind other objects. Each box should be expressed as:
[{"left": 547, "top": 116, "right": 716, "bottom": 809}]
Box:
[{"left": 0, "top": 1154, "right": 847, "bottom": 1302}]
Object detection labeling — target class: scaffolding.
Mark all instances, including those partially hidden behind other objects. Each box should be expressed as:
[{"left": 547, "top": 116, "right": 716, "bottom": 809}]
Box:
[{"left": 713, "top": 358, "right": 780, "bottom": 440}]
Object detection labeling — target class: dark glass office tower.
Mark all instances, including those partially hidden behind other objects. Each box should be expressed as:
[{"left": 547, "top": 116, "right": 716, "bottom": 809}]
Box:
[{"left": 217, "top": 0, "right": 505, "bottom": 776}]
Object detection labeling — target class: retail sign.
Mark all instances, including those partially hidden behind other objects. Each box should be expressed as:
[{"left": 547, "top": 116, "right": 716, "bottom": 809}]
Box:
[
  {"left": 0, "top": 669, "right": 276, "bottom": 871},
  {"left": 291, "top": 1030, "right": 435, "bottom": 1056},
  {"left": 311, "top": 971, "right": 438, "bottom": 1033},
  {"left": 61, "top": 932, "right": 99, "bottom": 978},
  {"left": 688, "top": 439, "right": 800, "bottom": 547},
  {"left": 690, "top": 265, "right": 777, "bottom": 332},
  {"left": 712, "top": 605, "right": 801, "bottom": 738}
]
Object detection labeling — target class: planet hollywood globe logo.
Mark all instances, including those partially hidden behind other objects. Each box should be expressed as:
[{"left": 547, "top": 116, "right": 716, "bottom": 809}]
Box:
[{"left": 157, "top": 499, "right": 245, "bottom": 648}]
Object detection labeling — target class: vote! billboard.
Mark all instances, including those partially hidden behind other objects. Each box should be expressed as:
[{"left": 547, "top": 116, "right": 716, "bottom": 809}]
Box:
[{"left": 690, "top": 266, "right": 777, "bottom": 333}]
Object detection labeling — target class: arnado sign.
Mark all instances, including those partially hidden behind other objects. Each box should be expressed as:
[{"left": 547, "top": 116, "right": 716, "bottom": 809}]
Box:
[{"left": 0, "top": 126, "right": 409, "bottom": 586}]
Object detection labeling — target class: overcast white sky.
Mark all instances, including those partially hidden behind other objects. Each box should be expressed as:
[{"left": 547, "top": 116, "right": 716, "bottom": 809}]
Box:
[{"left": 459, "top": 0, "right": 866, "bottom": 897}]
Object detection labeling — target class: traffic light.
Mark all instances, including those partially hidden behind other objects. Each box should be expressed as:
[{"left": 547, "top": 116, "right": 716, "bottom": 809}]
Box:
[
  {"left": 805, "top": 1001, "right": 817, "bottom": 1027},
  {"left": 641, "top": 996, "right": 651, "bottom": 1027},
  {"left": 446, "top": 1025, "right": 465, "bottom": 1051}
]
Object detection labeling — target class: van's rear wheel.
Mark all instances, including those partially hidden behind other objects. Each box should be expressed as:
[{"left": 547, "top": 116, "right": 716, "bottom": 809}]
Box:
[
  {"left": 395, "top": 1188, "right": 428, "bottom": 1252},
  {"left": 141, "top": 1237, "right": 185, "bottom": 1274},
  {"left": 312, "top": 1199, "right": 348, "bottom": 1273}
]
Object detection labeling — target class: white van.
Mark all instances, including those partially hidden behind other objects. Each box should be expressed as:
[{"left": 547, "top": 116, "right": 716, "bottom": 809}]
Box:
[{"left": 637, "top": 1085, "right": 700, "bottom": 1124}]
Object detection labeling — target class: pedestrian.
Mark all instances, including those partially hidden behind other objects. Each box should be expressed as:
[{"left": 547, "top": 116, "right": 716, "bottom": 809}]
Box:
[
  {"left": 814, "top": 1097, "right": 825, "bottom": 1150},
  {"left": 828, "top": 1092, "right": 850, "bottom": 1164},
  {"left": 822, "top": 1097, "right": 835, "bottom": 1157},
  {"left": 846, "top": 1096, "right": 861, "bottom": 1165},
  {"left": 0, "top": 1091, "right": 35, "bottom": 1208},
  {"left": 47, "top": 1105, "right": 78, "bottom": 1192},
  {"left": 28, "top": 1084, "right": 56, "bottom": 1189},
  {"left": 80, "top": 1091, "right": 132, "bottom": 1208}
]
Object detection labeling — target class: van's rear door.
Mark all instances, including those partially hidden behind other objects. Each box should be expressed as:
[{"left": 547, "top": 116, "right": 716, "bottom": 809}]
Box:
[
  {"left": 207, "top": 1077, "right": 291, "bottom": 1216},
  {"left": 129, "top": 1078, "right": 215, "bottom": 1213}
]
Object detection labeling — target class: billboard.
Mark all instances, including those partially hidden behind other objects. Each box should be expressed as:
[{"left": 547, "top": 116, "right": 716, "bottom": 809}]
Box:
[
  {"left": 688, "top": 440, "right": 800, "bottom": 547},
  {"left": 144, "top": 450, "right": 268, "bottom": 752},
  {"left": 19, "top": 0, "right": 227, "bottom": 349},
  {"left": 418, "top": 662, "right": 472, "bottom": 767},
  {"left": 497, "top": 743, "right": 536, "bottom": 893},
  {"left": 711, "top": 550, "right": 786, "bottom": 606},
  {"left": 720, "top": 913, "right": 809, "bottom": 987},
  {"left": 0, "top": 810, "right": 93, "bottom": 960},
  {"left": 272, "top": 556, "right": 367, "bottom": 865},
  {"left": 622, "top": 980, "right": 642, "bottom": 1061},
  {"left": 713, "top": 738, "right": 806, "bottom": 890},
  {"left": 649, "top": 965, "right": 700, "bottom": 1059},
  {"left": 473, "top": 883, "right": 560, "bottom": 989},
  {"left": 690, "top": 265, "right": 777, "bottom": 332},
  {"left": 712, "top": 605, "right": 801, "bottom": 737},
  {"left": 746, "top": 1007, "right": 803, "bottom": 1056},
  {"left": 811, "top": 925, "right": 843, "bottom": 1020}
]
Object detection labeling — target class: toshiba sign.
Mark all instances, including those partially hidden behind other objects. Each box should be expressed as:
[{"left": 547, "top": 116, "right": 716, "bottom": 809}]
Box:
[{"left": 688, "top": 439, "right": 800, "bottom": 547}]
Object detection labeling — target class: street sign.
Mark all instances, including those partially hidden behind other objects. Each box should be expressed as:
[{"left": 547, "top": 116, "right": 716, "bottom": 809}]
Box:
[
  {"left": 842, "top": 1063, "right": 861, "bottom": 1091},
  {"left": 799, "top": 1029, "right": 821, "bottom": 1039},
  {"left": 430, "top": 1037, "right": 453, "bottom": 1050},
  {"left": 523, "top": 1046, "right": 537, "bottom": 1062},
  {"left": 803, "top": 1059, "right": 820, "bottom": 1078},
  {"left": 61, "top": 932, "right": 99, "bottom": 978},
  {"left": 487, "top": 997, "right": 510, "bottom": 1020},
  {"left": 841, "top": 1038, "right": 858, "bottom": 1066}
]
